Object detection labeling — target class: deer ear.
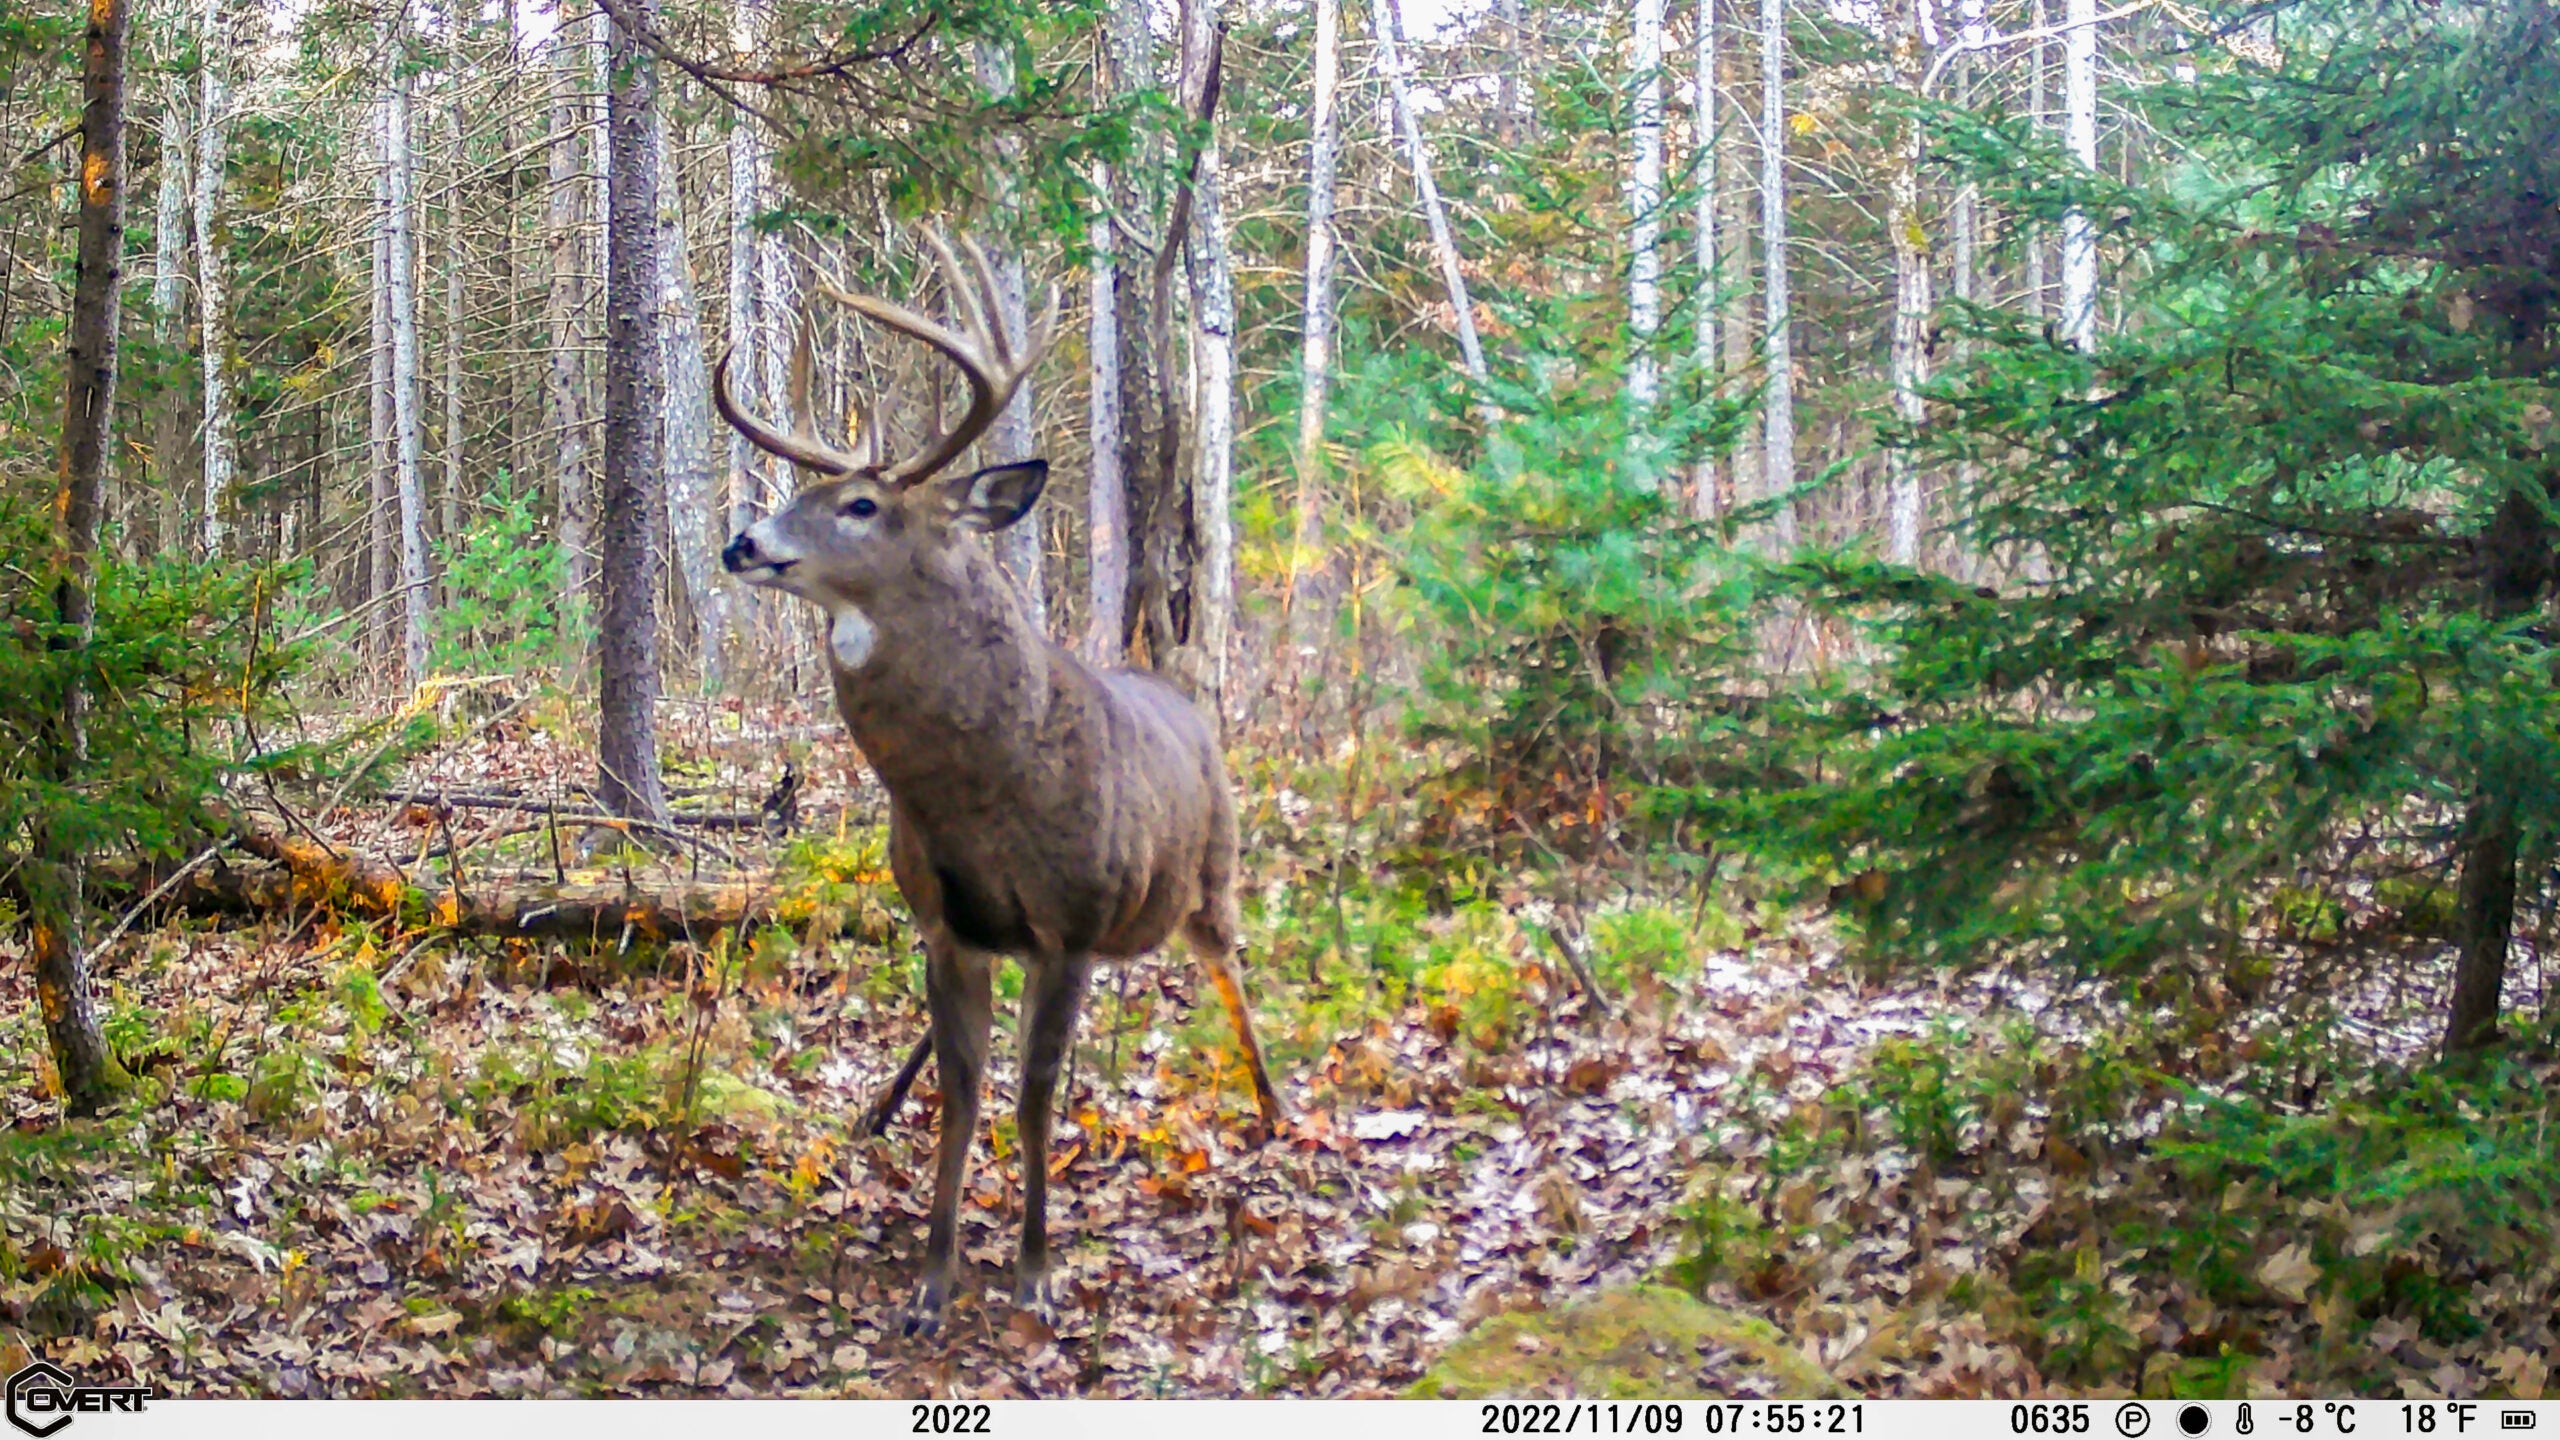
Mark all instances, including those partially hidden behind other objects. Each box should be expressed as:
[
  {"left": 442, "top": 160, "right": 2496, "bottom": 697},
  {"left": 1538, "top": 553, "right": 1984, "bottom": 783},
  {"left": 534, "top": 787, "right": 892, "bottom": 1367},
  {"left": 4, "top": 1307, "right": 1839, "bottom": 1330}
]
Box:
[{"left": 942, "top": 460, "right": 1048, "bottom": 532}]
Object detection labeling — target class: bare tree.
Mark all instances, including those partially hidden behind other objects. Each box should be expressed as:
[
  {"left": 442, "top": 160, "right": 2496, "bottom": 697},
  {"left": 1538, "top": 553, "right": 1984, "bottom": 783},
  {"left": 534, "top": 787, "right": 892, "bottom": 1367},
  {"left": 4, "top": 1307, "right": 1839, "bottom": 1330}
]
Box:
[
  {"left": 1691, "top": 0, "right": 1721, "bottom": 516},
  {"left": 655, "top": 120, "right": 732, "bottom": 690},
  {"left": 725, "top": 0, "right": 772, "bottom": 541},
  {"left": 1629, "top": 0, "right": 1665, "bottom": 410},
  {"left": 369, "top": 115, "right": 396, "bottom": 654},
  {"left": 443, "top": 100, "right": 467, "bottom": 552},
  {"left": 39, "top": 0, "right": 136, "bottom": 1115},
  {"left": 388, "top": 66, "right": 431, "bottom": 684},
  {"left": 1291, "top": 0, "right": 1342, "bottom": 568},
  {"left": 1759, "top": 0, "right": 1795, "bottom": 544},
  {"left": 2024, "top": 0, "right": 2047, "bottom": 317},
  {"left": 973, "top": 38, "right": 1047, "bottom": 628},
  {"left": 1884, "top": 0, "right": 1933, "bottom": 564},
  {"left": 150, "top": 84, "right": 189, "bottom": 538},
  {"left": 547, "top": 6, "right": 595, "bottom": 635},
  {"left": 193, "top": 0, "right": 233, "bottom": 558},
  {"left": 1083, "top": 165, "right": 1126, "bottom": 666},
  {"left": 1184, "top": 0, "right": 1237, "bottom": 707},
  {"left": 598, "top": 0, "right": 674, "bottom": 824},
  {"left": 1377, "top": 0, "right": 1486, "bottom": 386}
]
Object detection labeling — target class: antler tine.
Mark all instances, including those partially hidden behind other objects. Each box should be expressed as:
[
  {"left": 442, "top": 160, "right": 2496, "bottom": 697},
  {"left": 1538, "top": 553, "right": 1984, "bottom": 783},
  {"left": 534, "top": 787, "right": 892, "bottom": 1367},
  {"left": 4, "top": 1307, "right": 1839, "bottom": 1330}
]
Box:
[{"left": 715, "top": 347, "right": 862, "bottom": 478}]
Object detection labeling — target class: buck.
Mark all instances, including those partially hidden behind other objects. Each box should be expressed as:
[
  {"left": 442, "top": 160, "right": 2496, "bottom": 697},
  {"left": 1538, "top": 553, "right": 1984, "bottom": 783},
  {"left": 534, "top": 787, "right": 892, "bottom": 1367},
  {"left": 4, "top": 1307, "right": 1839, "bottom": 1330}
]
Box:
[{"left": 716, "top": 233, "right": 1285, "bottom": 1335}]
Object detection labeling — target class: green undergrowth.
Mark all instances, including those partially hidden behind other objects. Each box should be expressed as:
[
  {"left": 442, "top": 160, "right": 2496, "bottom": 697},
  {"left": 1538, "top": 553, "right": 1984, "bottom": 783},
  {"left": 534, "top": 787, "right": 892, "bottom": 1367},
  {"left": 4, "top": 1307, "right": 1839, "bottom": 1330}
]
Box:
[{"left": 1679, "top": 1006, "right": 2560, "bottom": 1396}]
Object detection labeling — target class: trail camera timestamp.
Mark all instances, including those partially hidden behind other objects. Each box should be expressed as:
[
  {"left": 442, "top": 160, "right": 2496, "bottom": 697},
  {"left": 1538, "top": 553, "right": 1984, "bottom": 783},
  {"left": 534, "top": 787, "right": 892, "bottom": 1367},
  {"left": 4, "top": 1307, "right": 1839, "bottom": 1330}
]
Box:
[{"left": 1479, "top": 1404, "right": 1865, "bottom": 1436}]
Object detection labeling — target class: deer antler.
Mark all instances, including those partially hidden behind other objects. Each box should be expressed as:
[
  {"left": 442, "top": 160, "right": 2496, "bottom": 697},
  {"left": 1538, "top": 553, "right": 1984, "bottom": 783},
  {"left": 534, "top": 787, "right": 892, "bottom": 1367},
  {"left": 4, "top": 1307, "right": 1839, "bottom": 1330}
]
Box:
[
  {"left": 716, "top": 311, "right": 885, "bottom": 477},
  {"left": 814, "top": 230, "right": 1062, "bottom": 489}
]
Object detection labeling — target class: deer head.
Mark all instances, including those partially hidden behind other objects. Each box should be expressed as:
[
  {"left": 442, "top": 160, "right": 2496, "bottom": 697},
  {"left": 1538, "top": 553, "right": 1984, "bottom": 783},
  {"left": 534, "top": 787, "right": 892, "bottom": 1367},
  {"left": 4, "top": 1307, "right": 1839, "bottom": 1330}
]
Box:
[{"left": 717, "top": 232, "right": 1061, "bottom": 659}]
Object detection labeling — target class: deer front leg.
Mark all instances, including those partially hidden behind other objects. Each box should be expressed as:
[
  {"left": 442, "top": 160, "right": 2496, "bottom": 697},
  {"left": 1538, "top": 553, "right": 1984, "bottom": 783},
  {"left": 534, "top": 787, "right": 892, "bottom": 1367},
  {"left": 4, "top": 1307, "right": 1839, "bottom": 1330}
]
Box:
[
  {"left": 906, "top": 932, "right": 991, "bottom": 1337},
  {"left": 1013, "top": 950, "right": 1091, "bottom": 1322}
]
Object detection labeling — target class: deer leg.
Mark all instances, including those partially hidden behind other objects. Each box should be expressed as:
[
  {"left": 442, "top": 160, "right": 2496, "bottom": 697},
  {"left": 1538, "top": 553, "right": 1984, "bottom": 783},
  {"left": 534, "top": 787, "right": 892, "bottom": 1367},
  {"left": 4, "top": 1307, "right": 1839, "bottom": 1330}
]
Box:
[
  {"left": 1195, "top": 939, "right": 1287, "bottom": 1132},
  {"left": 860, "top": 1030, "right": 934, "bottom": 1137},
  {"left": 1013, "top": 950, "right": 1091, "bottom": 1322},
  {"left": 905, "top": 933, "right": 991, "bottom": 1338}
]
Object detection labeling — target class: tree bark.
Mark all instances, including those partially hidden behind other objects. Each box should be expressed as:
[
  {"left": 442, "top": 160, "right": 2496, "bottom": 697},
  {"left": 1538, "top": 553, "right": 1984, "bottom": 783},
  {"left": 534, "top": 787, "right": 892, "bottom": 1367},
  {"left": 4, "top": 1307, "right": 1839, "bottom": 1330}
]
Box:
[
  {"left": 2059, "top": 0, "right": 2098, "bottom": 350},
  {"left": 2023, "top": 0, "right": 2046, "bottom": 317},
  {"left": 1291, "top": 0, "right": 1342, "bottom": 574},
  {"left": 974, "top": 39, "right": 1048, "bottom": 629},
  {"left": 725, "top": 0, "right": 772, "bottom": 540},
  {"left": 1183, "top": 0, "right": 1237, "bottom": 710},
  {"left": 1377, "top": 0, "right": 1487, "bottom": 388},
  {"left": 40, "top": 0, "right": 137, "bottom": 1115},
  {"left": 1719, "top": 10, "right": 1755, "bottom": 512},
  {"left": 1691, "top": 0, "right": 1721, "bottom": 518},
  {"left": 1884, "top": 0, "right": 1930, "bottom": 566},
  {"left": 150, "top": 85, "right": 189, "bottom": 530},
  {"left": 598, "top": 0, "right": 674, "bottom": 824},
  {"left": 369, "top": 121, "right": 397, "bottom": 656},
  {"left": 1108, "top": 0, "right": 1191, "bottom": 673},
  {"left": 653, "top": 120, "right": 730, "bottom": 692},
  {"left": 443, "top": 100, "right": 468, "bottom": 560},
  {"left": 193, "top": 0, "right": 233, "bottom": 559},
  {"left": 1629, "top": 0, "right": 1666, "bottom": 411},
  {"left": 547, "top": 7, "right": 596, "bottom": 641},
  {"left": 1083, "top": 164, "right": 1127, "bottom": 667},
  {"left": 388, "top": 67, "right": 431, "bottom": 685},
  {"left": 1758, "top": 0, "right": 1795, "bottom": 545}
]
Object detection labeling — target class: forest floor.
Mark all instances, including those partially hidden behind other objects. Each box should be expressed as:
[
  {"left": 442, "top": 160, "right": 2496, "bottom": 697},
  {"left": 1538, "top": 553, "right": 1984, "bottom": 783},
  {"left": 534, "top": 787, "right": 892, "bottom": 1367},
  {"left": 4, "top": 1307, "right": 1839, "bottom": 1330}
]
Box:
[{"left": 0, "top": 694, "right": 2543, "bottom": 1399}]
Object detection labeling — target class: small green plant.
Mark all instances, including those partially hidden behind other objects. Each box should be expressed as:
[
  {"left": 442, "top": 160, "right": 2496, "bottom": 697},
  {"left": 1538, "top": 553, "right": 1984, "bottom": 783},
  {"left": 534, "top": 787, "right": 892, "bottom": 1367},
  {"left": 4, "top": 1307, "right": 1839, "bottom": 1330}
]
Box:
[{"left": 432, "top": 471, "right": 577, "bottom": 674}]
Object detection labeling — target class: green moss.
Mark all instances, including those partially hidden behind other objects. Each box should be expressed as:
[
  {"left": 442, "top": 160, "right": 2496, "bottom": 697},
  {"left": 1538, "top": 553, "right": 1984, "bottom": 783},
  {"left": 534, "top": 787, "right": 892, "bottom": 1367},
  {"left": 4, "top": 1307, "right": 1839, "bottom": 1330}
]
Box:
[{"left": 1411, "top": 1284, "right": 1844, "bottom": 1399}]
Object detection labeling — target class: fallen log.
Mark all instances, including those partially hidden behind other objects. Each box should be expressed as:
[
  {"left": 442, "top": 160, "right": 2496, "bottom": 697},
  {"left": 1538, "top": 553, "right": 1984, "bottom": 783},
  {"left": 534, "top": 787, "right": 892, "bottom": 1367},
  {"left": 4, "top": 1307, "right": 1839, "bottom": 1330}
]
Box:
[{"left": 93, "top": 832, "right": 901, "bottom": 948}]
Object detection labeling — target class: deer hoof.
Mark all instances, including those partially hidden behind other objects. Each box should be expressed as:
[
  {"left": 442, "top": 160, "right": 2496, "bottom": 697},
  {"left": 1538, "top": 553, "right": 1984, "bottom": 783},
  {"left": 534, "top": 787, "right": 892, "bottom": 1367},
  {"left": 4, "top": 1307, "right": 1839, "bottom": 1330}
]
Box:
[{"left": 902, "top": 1278, "right": 949, "bottom": 1337}]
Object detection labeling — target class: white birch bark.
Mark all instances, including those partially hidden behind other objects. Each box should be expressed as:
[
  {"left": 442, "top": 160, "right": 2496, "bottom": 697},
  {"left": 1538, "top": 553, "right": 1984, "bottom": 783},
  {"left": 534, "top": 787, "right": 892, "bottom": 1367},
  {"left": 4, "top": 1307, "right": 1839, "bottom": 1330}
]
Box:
[
  {"left": 443, "top": 101, "right": 466, "bottom": 549},
  {"left": 1759, "top": 0, "right": 1795, "bottom": 545},
  {"left": 2060, "top": 0, "right": 2098, "bottom": 349},
  {"left": 974, "top": 39, "right": 1047, "bottom": 629},
  {"left": 2024, "top": 0, "right": 2047, "bottom": 317},
  {"left": 369, "top": 112, "right": 394, "bottom": 646},
  {"left": 725, "top": 0, "right": 771, "bottom": 538},
  {"left": 1628, "top": 0, "right": 1665, "bottom": 411},
  {"left": 1885, "top": 0, "right": 1931, "bottom": 565},
  {"left": 1083, "top": 169, "right": 1126, "bottom": 666},
  {"left": 194, "top": 0, "right": 232, "bottom": 558},
  {"left": 654, "top": 122, "right": 730, "bottom": 690},
  {"left": 547, "top": 6, "right": 595, "bottom": 629},
  {"left": 1691, "top": 0, "right": 1720, "bottom": 516},
  {"left": 1183, "top": 5, "right": 1236, "bottom": 707},
  {"left": 387, "top": 69, "right": 431, "bottom": 685},
  {"left": 1292, "top": 0, "right": 1342, "bottom": 559},
  {"left": 1377, "top": 0, "right": 1487, "bottom": 386},
  {"left": 152, "top": 91, "right": 186, "bottom": 324}
]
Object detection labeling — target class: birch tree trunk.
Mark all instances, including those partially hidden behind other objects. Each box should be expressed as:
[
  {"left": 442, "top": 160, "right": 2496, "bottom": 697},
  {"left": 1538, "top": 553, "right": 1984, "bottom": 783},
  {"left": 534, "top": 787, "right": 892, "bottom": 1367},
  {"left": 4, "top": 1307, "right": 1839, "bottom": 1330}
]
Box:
[
  {"left": 1494, "top": 0, "right": 1527, "bottom": 147},
  {"left": 1628, "top": 0, "right": 1665, "bottom": 411},
  {"left": 2059, "top": 0, "right": 2098, "bottom": 349},
  {"left": 547, "top": 6, "right": 595, "bottom": 635},
  {"left": 1758, "top": 0, "right": 1795, "bottom": 545},
  {"left": 1109, "top": 0, "right": 1189, "bottom": 672},
  {"left": 1719, "top": 12, "right": 1755, "bottom": 511},
  {"left": 193, "top": 0, "right": 233, "bottom": 559},
  {"left": 1291, "top": 0, "right": 1342, "bottom": 567},
  {"left": 725, "top": 0, "right": 771, "bottom": 540},
  {"left": 1690, "top": 0, "right": 1720, "bottom": 517},
  {"left": 40, "top": 0, "right": 135, "bottom": 1115},
  {"left": 368, "top": 123, "right": 396, "bottom": 655},
  {"left": 1183, "top": 0, "right": 1237, "bottom": 709},
  {"left": 443, "top": 101, "right": 467, "bottom": 552},
  {"left": 151, "top": 86, "right": 189, "bottom": 529},
  {"left": 1083, "top": 168, "right": 1127, "bottom": 666},
  {"left": 387, "top": 68, "right": 431, "bottom": 686},
  {"left": 973, "top": 39, "right": 1047, "bottom": 629},
  {"left": 2024, "top": 0, "right": 2046, "bottom": 317},
  {"left": 597, "top": 0, "right": 673, "bottom": 824},
  {"left": 1884, "top": 0, "right": 1931, "bottom": 565},
  {"left": 1378, "top": 0, "right": 1487, "bottom": 386},
  {"left": 655, "top": 122, "right": 730, "bottom": 690}
]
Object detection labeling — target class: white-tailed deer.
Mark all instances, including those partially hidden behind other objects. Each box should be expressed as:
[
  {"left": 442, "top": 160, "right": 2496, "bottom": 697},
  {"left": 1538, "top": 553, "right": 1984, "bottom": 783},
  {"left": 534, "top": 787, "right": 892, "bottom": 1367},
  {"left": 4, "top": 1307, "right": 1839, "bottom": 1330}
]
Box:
[{"left": 716, "top": 233, "right": 1284, "bottom": 1335}]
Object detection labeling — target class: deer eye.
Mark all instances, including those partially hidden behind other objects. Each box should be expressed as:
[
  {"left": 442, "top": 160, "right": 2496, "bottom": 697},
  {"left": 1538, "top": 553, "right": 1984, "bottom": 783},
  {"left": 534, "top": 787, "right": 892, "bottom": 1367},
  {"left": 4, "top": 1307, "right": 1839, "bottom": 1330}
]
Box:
[{"left": 842, "top": 496, "right": 879, "bottom": 519}]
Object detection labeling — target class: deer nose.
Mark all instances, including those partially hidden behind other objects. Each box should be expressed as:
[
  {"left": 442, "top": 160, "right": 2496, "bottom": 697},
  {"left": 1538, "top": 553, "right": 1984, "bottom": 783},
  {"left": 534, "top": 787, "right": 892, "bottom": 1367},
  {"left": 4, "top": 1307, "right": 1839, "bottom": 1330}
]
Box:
[{"left": 722, "top": 533, "right": 758, "bottom": 573}]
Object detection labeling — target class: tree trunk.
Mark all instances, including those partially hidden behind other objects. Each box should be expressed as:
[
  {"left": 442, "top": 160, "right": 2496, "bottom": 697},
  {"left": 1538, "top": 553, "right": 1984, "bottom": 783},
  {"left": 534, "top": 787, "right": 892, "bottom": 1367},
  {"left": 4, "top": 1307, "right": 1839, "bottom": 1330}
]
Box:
[
  {"left": 654, "top": 121, "right": 729, "bottom": 692},
  {"left": 2059, "top": 0, "right": 2098, "bottom": 350},
  {"left": 1109, "top": 0, "right": 1189, "bottom": 672},
  {"left": 1884, "top": 0, "right": 1930, "bottom": 565},
  {"left": 1494, "top": 0, "right": 1527, "bottom": 148},
  {"left": 597, "top": 0, "right": 673, "bottom": 824},
  {"left": 1719, "top": 11, "right": 1754, "bottom": 513},
  {"left": 388, "top": 68, "right": 431, "bottom": 686},
  {"left": 547, "top": 8, "right": 595, "bottom": 641},
  {"left": 1291, "top": 0, "right": 1342, "bottom": 575},
  {"left": 369, "top": 125, "right": 396, "bottom": 656},
  {"left": 1628, "top": 0, "right": 1665, "bottom": 411},
  {"left": 193, "top": 0, "right": 233, "bottom": 559},
  {"left": 1377, "top": 0, "right": 1487, "bottom": 386},
  {"left": 974, "top": 38, "right": 1048, "bottom": 629},
  {"left": 150, "top": 86, "right": 189, "bottom": 522},
  {"left": 1758, "top": 0, "right": 1795, "bottom": 545},
  {"left": 1083, "top": 165, "right": 1127, "bottom": 667},
  {"left": 725, "top": 0, "right": 772, "bottom": 540},
  {"left": 1691, "top": 0, "right": 1720, "bottom": 517},
  {"left": 40, "top": 0, "right": 136, "bottom": 1115},
  {"left": 1183, "top": 0, "right": 1237, "bottom": 710},
  {"left": 443, "top": 101, "right": 467, "bottom": 557}
]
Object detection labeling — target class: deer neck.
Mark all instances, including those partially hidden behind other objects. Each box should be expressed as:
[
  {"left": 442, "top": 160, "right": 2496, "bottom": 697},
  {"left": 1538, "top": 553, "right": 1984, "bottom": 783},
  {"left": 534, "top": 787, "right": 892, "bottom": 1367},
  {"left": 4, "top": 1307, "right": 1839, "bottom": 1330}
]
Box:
[{"left": 825, "top": 543, "right": 1053, "bottom": 794}]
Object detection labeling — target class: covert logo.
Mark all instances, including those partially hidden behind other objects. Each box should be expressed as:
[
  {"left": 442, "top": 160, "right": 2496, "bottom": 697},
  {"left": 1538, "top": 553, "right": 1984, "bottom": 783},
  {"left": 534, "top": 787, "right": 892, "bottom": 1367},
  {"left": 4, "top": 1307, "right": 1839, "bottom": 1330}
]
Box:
[{"left": 4, "top": 1362, "right": 150, "bottom": 1437}]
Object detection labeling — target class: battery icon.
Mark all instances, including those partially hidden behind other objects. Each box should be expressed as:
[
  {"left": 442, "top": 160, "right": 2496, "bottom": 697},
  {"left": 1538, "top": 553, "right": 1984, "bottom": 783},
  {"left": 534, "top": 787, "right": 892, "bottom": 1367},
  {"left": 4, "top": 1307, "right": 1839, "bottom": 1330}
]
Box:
[{"left": 2503, "top": 1412, "right": 2536, "bottom": 1430}]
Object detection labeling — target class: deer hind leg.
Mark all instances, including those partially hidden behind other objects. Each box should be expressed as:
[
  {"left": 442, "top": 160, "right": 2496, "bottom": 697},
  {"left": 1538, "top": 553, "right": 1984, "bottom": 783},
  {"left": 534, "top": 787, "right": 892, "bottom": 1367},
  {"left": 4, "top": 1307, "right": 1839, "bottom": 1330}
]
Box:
[
  {"left": 1187, "top": 925, "right": 1287, "bottom": 1133},
  {"left": 1012, "top": 949, "right": 1092, "bottom": 1321},
  {"left": 905, "top": 930, "right": 992, "bottom": 1338}
]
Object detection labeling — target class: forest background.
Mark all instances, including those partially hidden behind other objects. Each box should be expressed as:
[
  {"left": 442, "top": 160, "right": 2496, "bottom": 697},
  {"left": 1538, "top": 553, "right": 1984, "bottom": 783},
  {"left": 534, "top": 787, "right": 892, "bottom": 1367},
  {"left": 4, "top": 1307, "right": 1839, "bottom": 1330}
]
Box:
[{"left": 0, "top": 0, "right": 2555, "bottom": 1402}]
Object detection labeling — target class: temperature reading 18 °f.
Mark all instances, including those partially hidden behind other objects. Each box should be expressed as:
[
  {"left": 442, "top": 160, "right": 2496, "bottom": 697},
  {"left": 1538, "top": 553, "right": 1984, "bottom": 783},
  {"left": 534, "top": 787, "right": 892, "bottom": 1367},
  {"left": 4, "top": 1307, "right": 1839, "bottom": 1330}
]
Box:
[{"left": 2401, "top": 1405, "right": 2484, "bottom": 1434}]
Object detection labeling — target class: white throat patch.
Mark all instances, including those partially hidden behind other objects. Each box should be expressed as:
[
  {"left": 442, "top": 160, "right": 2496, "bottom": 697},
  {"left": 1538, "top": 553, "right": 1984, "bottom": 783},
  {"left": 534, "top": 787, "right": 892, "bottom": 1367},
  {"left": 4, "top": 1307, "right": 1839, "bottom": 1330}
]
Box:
[{"left": 828, "top": 606, "right": 878, "bottom": 671}]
